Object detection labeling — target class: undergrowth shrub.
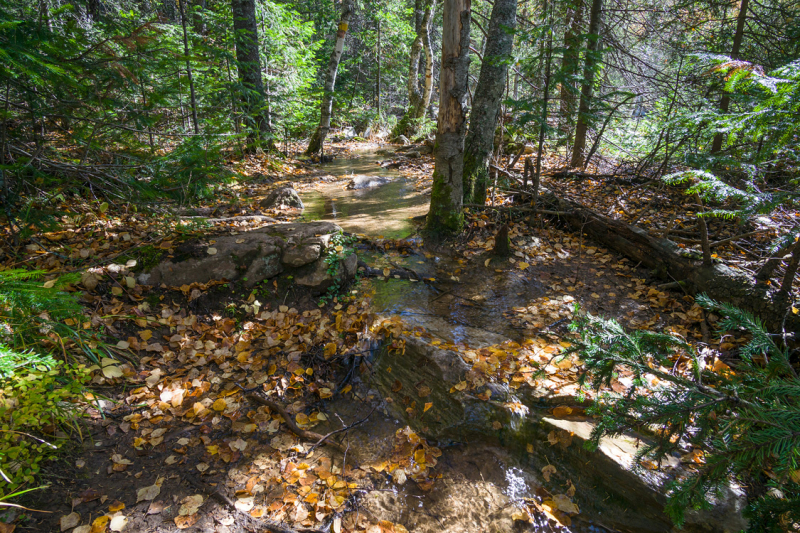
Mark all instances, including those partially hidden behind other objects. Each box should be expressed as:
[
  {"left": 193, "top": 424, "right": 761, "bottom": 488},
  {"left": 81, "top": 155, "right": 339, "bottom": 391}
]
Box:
[
  {"left": 570, "top": 295, "right": 800, "bottom": 532},
  {"left": 0, "top": 270, "right": 90, "bottom": 504}
]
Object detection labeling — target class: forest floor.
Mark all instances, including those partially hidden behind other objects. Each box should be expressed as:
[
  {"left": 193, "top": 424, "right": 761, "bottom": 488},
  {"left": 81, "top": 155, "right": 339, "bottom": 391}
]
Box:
[{"left": 4, "top": 139, "right": 793, "bottom": 533}]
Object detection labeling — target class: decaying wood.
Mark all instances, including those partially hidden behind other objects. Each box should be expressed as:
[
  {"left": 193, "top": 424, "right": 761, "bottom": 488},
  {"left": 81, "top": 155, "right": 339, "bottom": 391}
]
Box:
[{"left": 537, "top": 191, "right": 799, "bottom": 332}]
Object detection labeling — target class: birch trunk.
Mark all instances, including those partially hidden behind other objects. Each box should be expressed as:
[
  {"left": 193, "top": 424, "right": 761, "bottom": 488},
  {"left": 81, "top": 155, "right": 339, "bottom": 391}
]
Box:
[
  {"left": 306, "top": 0, "right": 354, "bottom": 155},
  {"left": 462, "top": 0, "right": 516, "bottom": 204},
  {"left": 426, "top": 0, "right": 470, "bottom": 236},
  {"left": 570, "top": 0, "right": 603, "bottom": 168}
]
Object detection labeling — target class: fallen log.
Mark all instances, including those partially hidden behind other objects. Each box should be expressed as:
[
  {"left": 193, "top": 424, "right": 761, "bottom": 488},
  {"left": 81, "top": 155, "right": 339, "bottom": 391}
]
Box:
[{"left": 538, "top": 191, "right": 798, "bottom": 333}]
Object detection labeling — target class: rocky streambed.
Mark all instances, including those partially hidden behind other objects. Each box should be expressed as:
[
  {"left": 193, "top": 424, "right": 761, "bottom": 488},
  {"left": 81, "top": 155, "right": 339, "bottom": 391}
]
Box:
[{"left": 133, "top": 145, "right": 748, "bottom": 532}]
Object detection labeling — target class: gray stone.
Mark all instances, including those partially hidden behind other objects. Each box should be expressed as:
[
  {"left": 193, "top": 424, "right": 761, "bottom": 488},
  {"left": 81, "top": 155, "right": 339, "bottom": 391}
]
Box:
[
  {"left": 142, "top": 221, "right": 343, "bottom": 288},
  {"left": 346, "top": 175, "right": 395, "bottom": 190},
  {"left": 295, "top": 251, "right": 357, "bottom": 294},
  {"left": 397, "top": 135, "right": 411, "bottom": 146},
  {"left": 373, "top": 324, "right": 747, "bottom": 533},
  {"left": 418, "top": 144, "right": 433, "bottom": 155},
  {"left": 259, "top": 187, "right": 304, "bottom": 211}
]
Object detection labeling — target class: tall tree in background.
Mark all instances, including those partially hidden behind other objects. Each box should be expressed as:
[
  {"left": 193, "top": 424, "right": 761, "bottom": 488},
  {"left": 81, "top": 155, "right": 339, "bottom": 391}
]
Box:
[
  {"left": 710, "top": 0, "right": 749, "bottom": 154},
  {"left": 559, "top": 0, "right": 583, "bottom": 146},
  {"left": 232, "top": 0, "right": 272, "bottom": 148},
  {"left": 569, "top": 0, "right": 603, "bottom": 168},
  {"left": 461, "top": 0, "right": 517, "bottom": 204},
  {"left": 393, "top": 0, "right": 436, "bottom": 139},
  {"left": 426, "top": 0, "right": 470, "bottom": 236},
  {"left": 305, "top": 0, "right": 354, "bottom": 155}
]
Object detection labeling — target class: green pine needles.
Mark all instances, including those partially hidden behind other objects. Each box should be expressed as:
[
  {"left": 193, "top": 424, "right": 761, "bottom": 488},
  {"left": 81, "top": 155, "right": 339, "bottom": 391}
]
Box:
[{"left": 569, "top": 295, "right": 799, "bottom": 532}]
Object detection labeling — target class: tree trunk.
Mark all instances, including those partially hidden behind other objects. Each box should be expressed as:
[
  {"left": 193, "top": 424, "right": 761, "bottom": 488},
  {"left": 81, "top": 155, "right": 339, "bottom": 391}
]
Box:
[
  {"left": 559, "top": 0, "right": 583, "bottom": 146},
  {"left": 191, "top": 0, "right": 207, "bottom": 35},
  {"left": 306, "top": 0, "right": 354, "bottom": 155},
  {"left": 569, "top": 0, "right": 603, "bottom": 168},
  {"left": 461, "top": 0, "right": 516, "bottom": 204},
  {"left": 231, "top": 0, "right": 272, "bottom": 149},
  {"left": 710, "top": 0, "right": 749, "bottom": 154},
  {"left": 426, "top": 0, "right": 470, "bottom": 236},
  {"left": 376, "top": 19, "right": 381, "bottom": 115},
  {"left": 179, "top": 0, "right": 199, "bottom": 134},
  {"left": 393, "top": 0, "right": 436, "bottom": 139}
]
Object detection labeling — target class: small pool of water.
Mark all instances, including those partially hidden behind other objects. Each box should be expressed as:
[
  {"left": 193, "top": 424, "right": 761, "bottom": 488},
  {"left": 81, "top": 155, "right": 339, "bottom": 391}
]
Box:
[{"left": 299, "top": 149, "right": 429, "bottom": 239}]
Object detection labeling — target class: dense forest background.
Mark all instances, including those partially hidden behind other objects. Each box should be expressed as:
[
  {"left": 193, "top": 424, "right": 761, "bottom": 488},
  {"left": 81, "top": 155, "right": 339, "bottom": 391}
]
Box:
[{"left": 1, "top": 0, "right": 800, "bottom": 530}]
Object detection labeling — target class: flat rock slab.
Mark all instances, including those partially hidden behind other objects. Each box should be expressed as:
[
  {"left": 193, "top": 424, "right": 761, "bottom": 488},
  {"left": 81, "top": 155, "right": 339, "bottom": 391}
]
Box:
[
  {"left": 139, "top": 221, "right": 352, "bottom": 291},
  {"left": 374, "top": 324, "right": 747, "bottom": 533},
  {"left": 346, "top": 175, "right": 395, "bottom": 190}
]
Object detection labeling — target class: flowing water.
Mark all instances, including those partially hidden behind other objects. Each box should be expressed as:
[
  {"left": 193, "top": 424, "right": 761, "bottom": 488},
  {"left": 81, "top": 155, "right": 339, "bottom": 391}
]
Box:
[
  {"left": 301, "top": 149, "right": 609, "bottom": 532},
  {"left": 300, "top": 149, "right": 428, "bottom": 239}
]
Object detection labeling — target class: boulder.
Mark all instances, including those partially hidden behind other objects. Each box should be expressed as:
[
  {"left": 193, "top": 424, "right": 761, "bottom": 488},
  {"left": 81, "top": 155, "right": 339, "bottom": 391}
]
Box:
[
  {"left": 417, "top": 144, "right": 433, "bottom": 155},
  {"left": 260, "top": 187, "right": 304, "bottom": 211},
  {"left": 346, "top": 175, "right": 395, "bottom": 190},
  {"left": 295, "top": 251, "right": 357, "bottom": 294},
  {"left": 138, "top": 221, "right": 352, "bottom": 289},
  {"left": 373, "top": 322, "right": 747, "bottom": 533},
  {"left": 396, "top": 135, "right": 411, "bottom": 146}
]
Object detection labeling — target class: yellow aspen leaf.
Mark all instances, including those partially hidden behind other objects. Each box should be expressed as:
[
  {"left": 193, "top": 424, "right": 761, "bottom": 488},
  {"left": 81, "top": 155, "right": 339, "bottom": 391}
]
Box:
[
  {"left": 423, "top": 402, "right": 433, "bottom": 412},
  {"left": 212, "top": 399, "right": 227, "bottom": 411}
]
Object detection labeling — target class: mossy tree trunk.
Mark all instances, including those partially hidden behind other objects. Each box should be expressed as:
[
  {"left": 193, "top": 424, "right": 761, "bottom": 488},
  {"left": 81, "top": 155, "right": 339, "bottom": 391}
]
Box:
[
  {"left": 462, "top": 0, "right": 516, "bottom": 205},
  {"left": 393, "top": 0, "right": 436, "bottom": 139},
  {"left": 306, "top": 0, "right": 354, "bottom": 155},
  {"left": 231, "top": 0, "right": 272, "bottom": 149},
  {"left": 426, "top": 0, "right": 470, "bottom": 236}
]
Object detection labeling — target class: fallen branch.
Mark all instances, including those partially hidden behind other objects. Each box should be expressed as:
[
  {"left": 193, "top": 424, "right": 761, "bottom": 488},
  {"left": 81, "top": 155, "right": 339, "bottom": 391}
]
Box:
[
  {"left": 538, "top": 191, "right": 799, "bottom": 331},
  {"left": 463, "top": 203, "right": 569, "bottom": 216},
  {"left": 244, "top": 392, "right": 345, "bottom": 452},
  {"left": 179, "top": 215, "right": 277, "bottom": 224}
]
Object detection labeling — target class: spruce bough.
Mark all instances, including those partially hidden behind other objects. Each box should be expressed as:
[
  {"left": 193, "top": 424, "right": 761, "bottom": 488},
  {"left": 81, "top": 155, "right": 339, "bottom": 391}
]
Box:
[{"left": 570, "top": 294, "right": 799, "bottom": 532}]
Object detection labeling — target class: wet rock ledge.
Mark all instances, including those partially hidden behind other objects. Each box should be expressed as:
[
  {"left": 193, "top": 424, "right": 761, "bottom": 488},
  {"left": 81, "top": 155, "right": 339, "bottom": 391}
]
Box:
[
  {"left": 373, "top": 323, "right": 747, "bottom": 533},
  {"left": 137, "top": 221, "right": 356, "bottom": 294}
]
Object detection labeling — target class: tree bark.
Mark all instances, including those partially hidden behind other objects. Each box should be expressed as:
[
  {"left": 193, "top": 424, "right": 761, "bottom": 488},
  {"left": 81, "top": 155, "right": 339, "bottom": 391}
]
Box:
[
  {"left": 393, "top": 0, "right": 436, "bottom": 139},
  {"left": 461, "top": 0, "right": 516, "bottom": 204},
  {"left": 710, "top": 0, "right": 749, "bottom": 154},
  {"left": 569, "top": 0, "right": 603, "bottom": 168},
  {"left": 231, "top": 0, "right": 272, "bottom": 148},
  {"left": 179, "top": 0, "right": 199, "bottom": 134},
  {"left": 426, "top": 0, "right": 470, "bottom": 236},
  {"left": 559, "top": 0, "right": 583, "bottom": 146},
  {"left": 191, "top": 0, "right": 207, "bottom": 35},
  {"left": 306, "top": 0, "right": 354, "bottom": 155},
  {"left": 539, "top": 191, "right": 799, "bottom": 332},
  {"left": 376, "top": 19, "right": 381, "bottom": 115}
]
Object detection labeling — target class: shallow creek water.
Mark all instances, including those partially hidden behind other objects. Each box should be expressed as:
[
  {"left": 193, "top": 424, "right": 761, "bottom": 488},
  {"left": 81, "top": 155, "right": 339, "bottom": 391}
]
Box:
[{"left": 300, "top": 150, "right": 608, "bottom": 532}]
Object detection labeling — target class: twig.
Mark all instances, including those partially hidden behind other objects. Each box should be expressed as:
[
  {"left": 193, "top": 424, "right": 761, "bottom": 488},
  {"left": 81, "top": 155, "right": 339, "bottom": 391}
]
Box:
[
  {"left": 306, "top": 404, "right": 377, "bottom": 455},
  {"left": 243, "top": 391, "right": 345, "bottom": 452}
]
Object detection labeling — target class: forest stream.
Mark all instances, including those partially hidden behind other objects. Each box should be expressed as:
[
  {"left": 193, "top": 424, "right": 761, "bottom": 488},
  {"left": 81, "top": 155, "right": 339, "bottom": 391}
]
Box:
[{"left": 289, "top": 149, "right": 737, "bottom": 533}]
